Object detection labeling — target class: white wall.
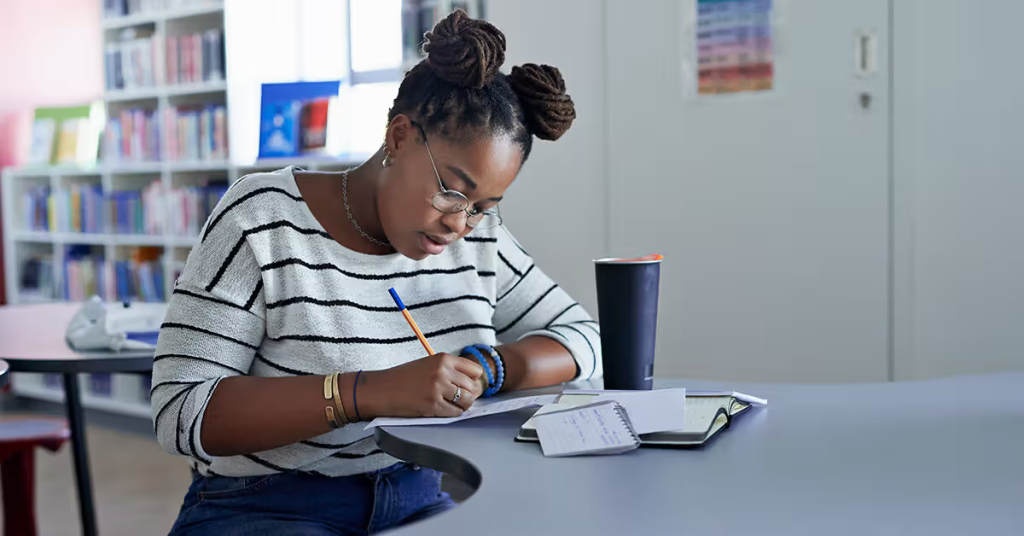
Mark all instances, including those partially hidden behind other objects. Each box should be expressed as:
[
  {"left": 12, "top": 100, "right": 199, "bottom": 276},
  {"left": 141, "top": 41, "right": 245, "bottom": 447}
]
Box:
[
  {"left": 893, "top": 0, "right": 1024, "bottom": 379},
  {"left": 487, "top": 0, "right": 608, "bottom": 317},
  {"left": 604, "top": 0, "right": 891, "bottom": 383},
  {"left": 468, "top": 1, "right": 1024, "bottom": 383}
]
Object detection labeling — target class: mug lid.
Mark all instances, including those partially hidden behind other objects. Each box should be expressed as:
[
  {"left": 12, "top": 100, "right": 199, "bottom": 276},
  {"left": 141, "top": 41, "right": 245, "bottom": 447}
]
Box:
[{"left": 594, "top": 254, "right": 664, "bottom": 265}]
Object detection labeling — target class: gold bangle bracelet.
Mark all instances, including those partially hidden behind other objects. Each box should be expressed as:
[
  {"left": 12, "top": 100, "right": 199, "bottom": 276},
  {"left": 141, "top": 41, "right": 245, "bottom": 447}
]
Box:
[
  {"left": 325, "top": 406, "right": 340, "bottom": 429},
  {"left": 332, "top": 372, "right": 350, "bottom": 424},
  {"left": 323, "top": 374, "right": 333, "bottom": 401}
]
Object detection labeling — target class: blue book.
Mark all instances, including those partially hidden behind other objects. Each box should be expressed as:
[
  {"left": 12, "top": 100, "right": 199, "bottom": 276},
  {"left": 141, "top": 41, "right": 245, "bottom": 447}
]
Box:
[
  {"left": 153, "top": 261, "right": 165, "bottom": 301},
  {"left": 89, "top": 373, "right": 113, "bottom": 397},
  {"left": 116, "top": 261, "right": 129, "bottom": 301},
  {"left": 118, "top": 192, "right": 128, "bottom": 234}
]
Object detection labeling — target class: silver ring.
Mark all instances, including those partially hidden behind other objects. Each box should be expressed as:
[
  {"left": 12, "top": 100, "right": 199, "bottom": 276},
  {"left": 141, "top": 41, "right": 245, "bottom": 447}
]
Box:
[{"left": 452, "top": 387, "right": 462, "bottom": 404}]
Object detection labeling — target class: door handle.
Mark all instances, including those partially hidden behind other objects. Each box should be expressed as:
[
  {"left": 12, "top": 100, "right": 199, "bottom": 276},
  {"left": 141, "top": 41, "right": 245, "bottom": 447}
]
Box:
[{"left": 855, "top": 30, "right": 878, "bottom": 77}]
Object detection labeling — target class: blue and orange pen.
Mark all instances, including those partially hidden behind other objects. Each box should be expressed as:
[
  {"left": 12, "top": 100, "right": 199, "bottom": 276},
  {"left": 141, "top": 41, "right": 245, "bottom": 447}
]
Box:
[{"left": 389, "top": 288, "right": 435, "bottom": 355}]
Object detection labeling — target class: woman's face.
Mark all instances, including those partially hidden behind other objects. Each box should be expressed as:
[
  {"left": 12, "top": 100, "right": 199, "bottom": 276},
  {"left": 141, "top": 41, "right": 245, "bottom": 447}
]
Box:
[{"left": 377, "top": 116, "right": 522, "bottom": 261}]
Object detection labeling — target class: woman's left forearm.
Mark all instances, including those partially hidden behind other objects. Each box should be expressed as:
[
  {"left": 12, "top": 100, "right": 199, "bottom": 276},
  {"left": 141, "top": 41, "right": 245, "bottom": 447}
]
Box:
[{"left": 496, "top": 336, "right": 577, "bottom": 391}]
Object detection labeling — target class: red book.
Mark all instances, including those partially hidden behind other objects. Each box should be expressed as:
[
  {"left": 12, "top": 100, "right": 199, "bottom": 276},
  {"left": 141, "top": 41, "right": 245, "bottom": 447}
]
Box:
[
  {"left": 121, "top": 110, "right": 132, "bottom": 158},
  {"left": 181, "top": 35, "right": 192, "bottom": 84},
  {"left": 192, "top": 34, "right": 203, "bottom": 84},
  {"left": 167, "top": 35, "right": 179, "bottom": 85}
]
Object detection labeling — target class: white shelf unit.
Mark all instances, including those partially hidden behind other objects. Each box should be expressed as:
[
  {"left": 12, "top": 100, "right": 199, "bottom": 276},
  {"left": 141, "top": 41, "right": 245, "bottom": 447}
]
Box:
[
  {"left": 101, "top": 0, "right": 226, "bottom": 31},
  {"left": 2, "top": 157, "right": 366, "bottom": 305},
  {"left": 401, "top": 0, "right": 486, "bottom": 74},
  {"left": 4, "top": 0, "right": 430, "bottom": 419},
  {"left": 1, "top": 156, "right": 364, "bottom": 419},
  {"left": 11, "top": 373, "right": 153, "bottom": 419}
]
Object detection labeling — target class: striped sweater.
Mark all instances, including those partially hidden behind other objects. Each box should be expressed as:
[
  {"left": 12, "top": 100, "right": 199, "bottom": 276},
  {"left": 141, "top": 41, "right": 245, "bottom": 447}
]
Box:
[{"left": 152, "top": 166, "right": 602, "bottom": 477}]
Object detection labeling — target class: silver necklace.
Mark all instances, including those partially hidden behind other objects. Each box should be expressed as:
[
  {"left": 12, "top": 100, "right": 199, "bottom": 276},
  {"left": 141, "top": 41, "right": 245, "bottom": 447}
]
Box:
[{"left": 342, "top": 171, "right": 391, "bottom": 248}]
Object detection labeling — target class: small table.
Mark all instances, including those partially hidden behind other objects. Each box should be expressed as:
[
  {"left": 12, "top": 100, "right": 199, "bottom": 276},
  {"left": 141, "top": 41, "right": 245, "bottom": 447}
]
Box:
[
  {"left": 377, "top": 373, "right": 1024, "bottom": 535},
  {"left": 0, "top": 304, "right": 154, "bottom": 536}
]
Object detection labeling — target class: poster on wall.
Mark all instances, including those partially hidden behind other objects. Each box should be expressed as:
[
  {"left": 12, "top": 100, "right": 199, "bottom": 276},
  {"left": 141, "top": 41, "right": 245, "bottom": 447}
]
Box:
[
  {"left": 696, "top": 0, "right": 774, "bottom": 95},
  {"left": 258, "top": 81, "right": 340, "bottom": 159}
]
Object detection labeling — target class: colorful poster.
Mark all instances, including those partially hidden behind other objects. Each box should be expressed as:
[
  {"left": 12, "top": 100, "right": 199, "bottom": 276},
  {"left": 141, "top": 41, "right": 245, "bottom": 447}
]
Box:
[
  {"left": 259, "top": 81, "right": 340, "bottom": 159},
  {"left": 697, "top": 0, "right": 773, "bottom": 95}
]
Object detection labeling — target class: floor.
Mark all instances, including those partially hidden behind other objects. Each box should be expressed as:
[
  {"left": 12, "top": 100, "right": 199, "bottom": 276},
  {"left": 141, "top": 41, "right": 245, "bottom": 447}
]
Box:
[
  {"left": 30, "top": 425, "right": 192, "bottom": 536},
  {"left": 1, "top": 396, "right": 473, "bottom": 536}
]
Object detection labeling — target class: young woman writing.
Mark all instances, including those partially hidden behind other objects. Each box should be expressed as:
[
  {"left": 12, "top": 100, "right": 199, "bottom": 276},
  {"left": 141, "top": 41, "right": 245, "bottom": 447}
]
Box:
[{"left": 154, "top": 10, "right": 601, "bottom": 535}]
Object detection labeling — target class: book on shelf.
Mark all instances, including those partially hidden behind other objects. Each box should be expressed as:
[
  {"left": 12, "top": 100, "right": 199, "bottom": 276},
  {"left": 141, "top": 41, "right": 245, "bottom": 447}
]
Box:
[
  {"left": 48, "top": 184, "right": 106, "bottom": 233},
  {"left": 28, "top": 118, "right": 57, "bottom": 165},
  {"left": 164, "top": 104, "right": 228, "bottom": 161},
  {"left": 23, "top": 186, "right": 51, "bottom": 231},
  {"left": 166, "top": 182, "right": 228, "bottom": 236},
  {"left": 20, "top": 180, "right": 227, "bottom": 237},
  {"left": 109, "top": 188, "right": 148, "bottom": 234},
  {"left": 89, "top": 373, "right": 114, "bottom": 398},
  {"left": 63, "top": 246, "right": 107, "bottom": 301},
  {"left": 104, "top": 108, "right": 162, "bottom": 162},
  {"left": 166, "top": 29, "right": 224, "bottom": 86},
  {"left": 43, "top": 373, "right": 63, "bottom": 390},
  {"left": 63, "top": 245, "right": 166, "bottom": 303},
  {"left": 106, "top": 27, "right": 163, "bottom": 91},
  {"left": 28, "top": 105, "right": 100, "bottom": 166},
  {"left": 19, "top": 254, "right": 56, "bottom": 300}
]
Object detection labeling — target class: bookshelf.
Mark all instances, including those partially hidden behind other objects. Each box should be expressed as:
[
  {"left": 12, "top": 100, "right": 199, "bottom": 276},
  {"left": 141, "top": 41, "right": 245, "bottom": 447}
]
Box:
[
  {"left": 401, "top": 0, "right": 486, "bottom": 73},
  {"left": 1, "top": 156, "right": 361, "bottom": 418},
  {"left": 3, "top": 0, "right": 481, "bottom": 419}
]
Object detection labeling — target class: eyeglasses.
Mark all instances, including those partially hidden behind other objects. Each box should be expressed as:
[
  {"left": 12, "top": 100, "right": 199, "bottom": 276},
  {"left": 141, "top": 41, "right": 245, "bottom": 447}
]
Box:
[{"left": 411, "top": 121, "right": 502, "bottom": 229}]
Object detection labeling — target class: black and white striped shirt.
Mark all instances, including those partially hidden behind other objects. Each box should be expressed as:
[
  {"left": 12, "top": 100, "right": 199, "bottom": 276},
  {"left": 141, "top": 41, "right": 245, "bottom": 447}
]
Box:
[{"left": 152, "top": 166, "right": 602, "bottom": 477}]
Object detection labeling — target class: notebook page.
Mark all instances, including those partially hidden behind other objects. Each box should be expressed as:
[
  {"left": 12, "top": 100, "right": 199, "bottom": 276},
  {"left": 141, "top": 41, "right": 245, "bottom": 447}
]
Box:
[
  {"left": 683, "top": 396, "right": 732, "bottom": 433},
  {"left": 534, "top": 402, "right": 640, "bottom": 457}
]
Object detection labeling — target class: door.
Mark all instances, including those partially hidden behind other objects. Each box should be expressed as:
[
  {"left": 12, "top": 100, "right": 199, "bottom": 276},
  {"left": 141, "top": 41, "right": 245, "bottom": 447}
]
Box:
[
  {"left": 606, "top": 0, "right": 891, "bottom": 382},
  {"left": 893, "top": 0, "right": 1024, "bottom": 379}
]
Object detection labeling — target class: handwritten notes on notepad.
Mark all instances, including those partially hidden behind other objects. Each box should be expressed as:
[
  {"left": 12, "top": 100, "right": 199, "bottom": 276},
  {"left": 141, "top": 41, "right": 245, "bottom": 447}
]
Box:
[
  {"left": 534, "top": 402, "right": 641, "bottom": 457},
  {"left": 364, "top": 395, "right": 557, "bottom": 429}
]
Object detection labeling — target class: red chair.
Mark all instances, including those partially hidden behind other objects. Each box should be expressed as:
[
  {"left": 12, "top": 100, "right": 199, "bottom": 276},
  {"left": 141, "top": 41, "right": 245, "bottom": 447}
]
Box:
[{"left": 0, "top": 416, "right": 70, "bottom": 536}]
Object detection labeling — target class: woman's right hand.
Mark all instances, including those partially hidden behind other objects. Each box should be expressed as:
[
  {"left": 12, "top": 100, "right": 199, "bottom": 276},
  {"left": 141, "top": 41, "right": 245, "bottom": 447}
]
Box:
[{"left": 357, "top": 353, "right": 486, "bottom": 419}]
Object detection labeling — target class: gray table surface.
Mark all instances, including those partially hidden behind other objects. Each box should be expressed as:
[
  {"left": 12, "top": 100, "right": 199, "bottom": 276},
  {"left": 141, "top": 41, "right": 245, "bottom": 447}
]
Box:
[{"left": 377, "top": 373, "right": 1024, "bottom": 535}]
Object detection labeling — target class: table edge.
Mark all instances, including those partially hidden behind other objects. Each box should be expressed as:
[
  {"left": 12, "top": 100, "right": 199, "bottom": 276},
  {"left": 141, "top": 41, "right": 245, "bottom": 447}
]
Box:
[
  {"left": 3, "top": 355, "right": 154, "bottom": 373},
  {"left": 374, "top": 427, "right": 482, "bottom": 491}
]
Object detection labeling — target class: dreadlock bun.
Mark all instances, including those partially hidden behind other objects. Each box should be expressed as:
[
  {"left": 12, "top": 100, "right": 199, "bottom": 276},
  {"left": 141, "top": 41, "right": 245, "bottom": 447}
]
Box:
[
  {"left": 507, "top": 63, "right": 576, "bottom": 141},
  {"left": 423, "top": 10, "right": 506, "bottom": 89}
]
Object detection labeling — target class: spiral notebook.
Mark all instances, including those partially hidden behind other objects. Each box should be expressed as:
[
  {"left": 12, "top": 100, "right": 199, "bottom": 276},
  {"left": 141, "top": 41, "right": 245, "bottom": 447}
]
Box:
[
  {"left": 533, "top": 401, "right": 641, "bottom": 457},
  {"left": 519, "top": 392, "right": 760, "bottom": 447}
]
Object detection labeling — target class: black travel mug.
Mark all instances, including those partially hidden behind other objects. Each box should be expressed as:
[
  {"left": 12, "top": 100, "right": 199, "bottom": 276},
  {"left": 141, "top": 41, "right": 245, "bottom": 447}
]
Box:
[{"left": 594, "top": 255, "right": 663, "bottom": 390}]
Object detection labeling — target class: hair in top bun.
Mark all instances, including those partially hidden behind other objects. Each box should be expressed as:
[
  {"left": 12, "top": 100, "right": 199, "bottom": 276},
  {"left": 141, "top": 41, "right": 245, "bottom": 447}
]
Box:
[
  {"left": 423, "top": 9, "right": 505, "bottom": 89},
  {"left": 388, "top": 10, "right": 577, "bottom": 163},
  {"left": 507, "top": 63, "right": 576, "bottom": 141}
]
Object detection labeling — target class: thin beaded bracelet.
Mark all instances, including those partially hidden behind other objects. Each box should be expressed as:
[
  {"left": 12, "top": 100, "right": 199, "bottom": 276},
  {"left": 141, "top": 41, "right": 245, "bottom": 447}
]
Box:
[
  {"left": 462, "top": 345, "right": 495, "bottom": 394},
  {"left": 474, "top": 344, "right": 505, "bottom": 396},
  {"left": 493, "top": 347, "right": 506, "bottom": 391}
]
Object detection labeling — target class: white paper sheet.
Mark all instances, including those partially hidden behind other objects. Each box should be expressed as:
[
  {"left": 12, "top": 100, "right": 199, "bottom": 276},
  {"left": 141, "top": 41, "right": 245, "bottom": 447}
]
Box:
[
  {"left": 364, "top": 394, "right": 558, "bottom": 429},
  {"left": 589, "top": 388, "right": 688, "bottom": 435}
]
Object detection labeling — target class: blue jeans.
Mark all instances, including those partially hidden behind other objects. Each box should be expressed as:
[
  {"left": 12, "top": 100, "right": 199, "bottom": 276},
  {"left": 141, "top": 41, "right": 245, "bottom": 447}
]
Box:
[{"left": 169, "top": 463, "right": 456, "bottom": 535}]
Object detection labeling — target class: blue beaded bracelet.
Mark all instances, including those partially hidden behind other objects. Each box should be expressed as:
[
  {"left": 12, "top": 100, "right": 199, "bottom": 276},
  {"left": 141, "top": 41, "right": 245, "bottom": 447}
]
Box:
[
  {"left": 462, "top": 345, "right": 495, "bottom": 394},
  {"left": 474, "top": 344, "right": 504, "bottom": 396}
]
